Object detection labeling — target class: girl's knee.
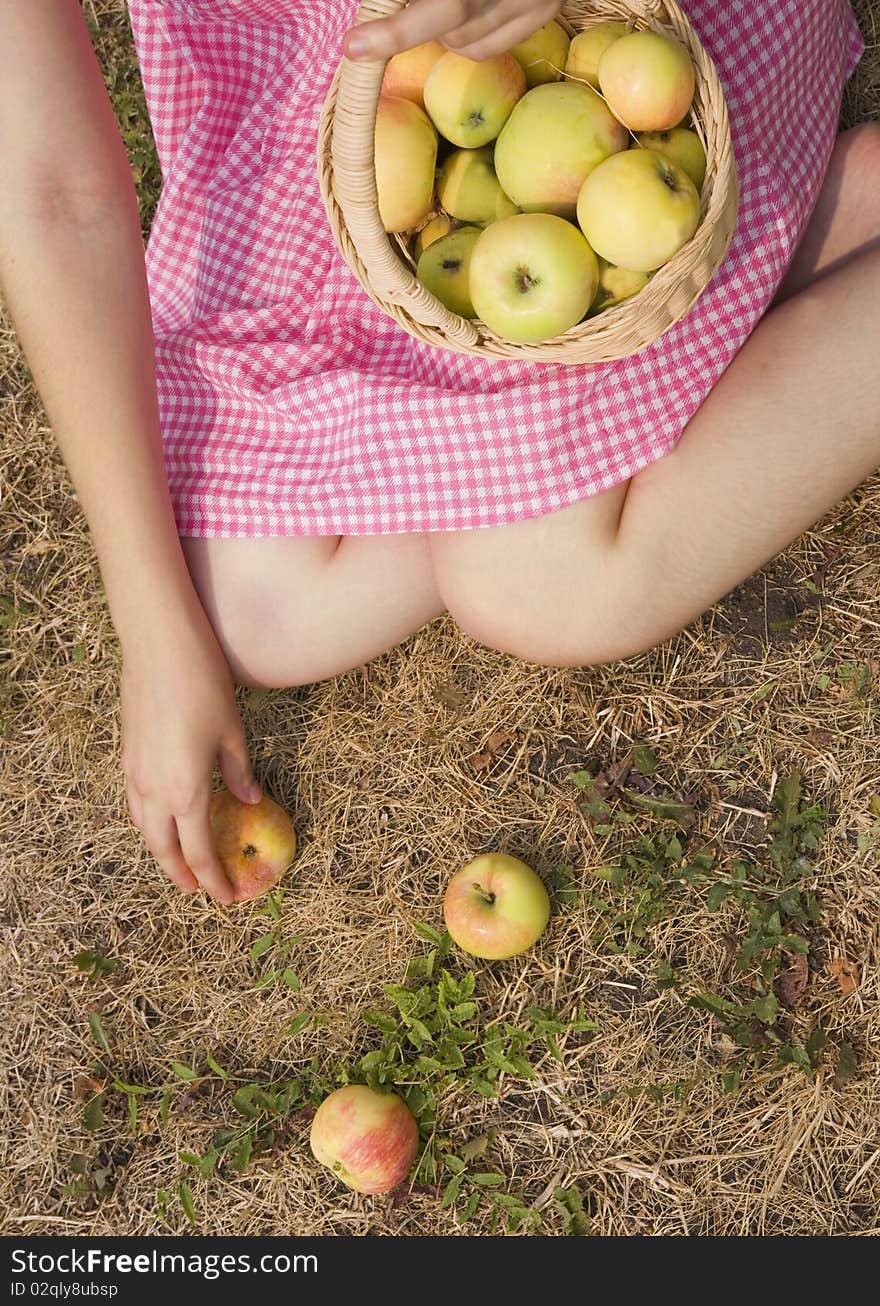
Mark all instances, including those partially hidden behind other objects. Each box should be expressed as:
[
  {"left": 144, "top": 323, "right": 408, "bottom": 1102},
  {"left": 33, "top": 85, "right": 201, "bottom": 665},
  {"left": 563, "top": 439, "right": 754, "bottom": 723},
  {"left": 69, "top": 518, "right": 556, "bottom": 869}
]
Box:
[{"left": 834, "top": 123, "right": 880, "bottom": 221}]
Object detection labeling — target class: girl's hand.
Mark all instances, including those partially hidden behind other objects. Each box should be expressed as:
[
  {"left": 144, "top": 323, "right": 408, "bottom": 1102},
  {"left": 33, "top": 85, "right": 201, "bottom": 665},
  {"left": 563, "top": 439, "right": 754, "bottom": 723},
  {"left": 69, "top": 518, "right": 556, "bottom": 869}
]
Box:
[
  {"left": 344, "top": 0, "right": 565, "bottom": 64},
  {"left": 120, "top": 622, "right": 261, "bottom": 905}
]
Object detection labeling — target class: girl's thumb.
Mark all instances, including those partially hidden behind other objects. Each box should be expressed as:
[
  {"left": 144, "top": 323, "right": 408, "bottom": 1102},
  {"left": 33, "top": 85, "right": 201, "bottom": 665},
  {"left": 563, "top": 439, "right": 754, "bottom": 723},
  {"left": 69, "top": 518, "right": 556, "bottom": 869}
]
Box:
[{"left": 218, "top": 738, "right": 262, "bottom": 805}]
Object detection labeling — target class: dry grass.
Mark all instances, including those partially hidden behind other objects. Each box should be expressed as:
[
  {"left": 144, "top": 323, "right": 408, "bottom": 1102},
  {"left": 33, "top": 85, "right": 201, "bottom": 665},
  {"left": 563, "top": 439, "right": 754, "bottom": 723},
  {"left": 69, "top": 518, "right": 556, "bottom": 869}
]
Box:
[{"left": 1, "top": 1, "right": 879, "bottom": 1238}]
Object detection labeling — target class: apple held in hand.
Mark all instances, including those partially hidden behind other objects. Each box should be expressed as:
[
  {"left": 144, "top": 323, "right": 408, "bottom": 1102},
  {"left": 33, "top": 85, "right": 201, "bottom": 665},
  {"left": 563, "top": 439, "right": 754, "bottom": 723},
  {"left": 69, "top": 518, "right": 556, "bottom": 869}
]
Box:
[
  {"left": 208, "top": 789, "right": 296, "bottom": 903},
  {"left": 577, "top": 148, "right": 700, "bottom": 273},
  {"left": 469, "top": 213, "right": 598, "bottom": 344},
  {"left": 438, "top": 146, "right": 518, "bottom": 224},
  {"left": 636, "top": 127, "right": 707, "bottom": 191},
  {"left": 310, "top": 1085, "right": 419, "bottom": 1195},
  {"left": 381, "top": 40, "right": 445, "bottom": 110},
  {"left": 417, "top": 226, "right": 482, "bottom": 318},
  {"left": 374, "top": 96, "right": 438, "bottom": 234},
  {"left": 565, "top": 21, "right": 626, "bottom": 89},
  {"left": 509, "top": 19, "right": 570, "bottom": 87},
  {"left": 443, "top": 852, "right": 551, "bottom": 960},
  {"left": 423, "top": 50, "right": 526, "bottom": 148},
  {"left": 598, "top": 29, "right": 695, "bottom": 132},
  {"left": 494, "top": 82, "right": 628, "bottom": 219}
]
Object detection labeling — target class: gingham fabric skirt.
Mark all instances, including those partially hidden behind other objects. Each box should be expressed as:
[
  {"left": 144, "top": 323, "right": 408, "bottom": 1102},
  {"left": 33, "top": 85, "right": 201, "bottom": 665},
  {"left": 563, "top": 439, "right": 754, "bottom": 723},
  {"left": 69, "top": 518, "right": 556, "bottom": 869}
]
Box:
[{"left": 127, "top": 0, "right": 863, "bottom": 536}]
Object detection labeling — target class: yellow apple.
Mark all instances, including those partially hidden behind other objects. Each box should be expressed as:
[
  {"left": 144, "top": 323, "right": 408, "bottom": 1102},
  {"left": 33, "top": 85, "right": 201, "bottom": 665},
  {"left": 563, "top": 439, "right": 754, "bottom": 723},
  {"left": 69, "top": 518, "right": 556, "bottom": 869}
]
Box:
[
  {"left": 636, "top": 127, "right": 706, "bottom": 190},
  {"left": 414, "top": 213, "right": 455, "bottom": 258},
  {"left": 577, "top": 148, "right": 700, "bottom": 272},
  {"left": 374, "top": 95, "right": 438, "bottom": 234},
  {"left": 509, "top": 19, "right": 570, "bottom": 87},
  {"left": 494, "top": 81, "right": 628, "bottom": 219},
  {"left": 208, "top": 789, "right": 297, "bottom": 903},
  {"left": 469, "top": 212, "right": 599, "bottom": 344},
  {"left": 443, "top": 853, "right": 551, "bottom": 960},
  {"left": 588, "top": 257, "right": 652, "bottom": 314},
  {"left": 598, "top": 30, "right": 695, "bottom": 132},
  {"left": 438, "top": 146, "right": 519, "bottom": 224},
  {"left": 423, "top": 50, "right": 526, "bottom": 148},
  {"left": 565, "top": 21, "right": 627, "bottom": 89},
  {"left": 416, "top": 226, "right": 482, "bottom": 318},
  {"left": 381, "top": 40, "right": 446, "bottom": 109}
]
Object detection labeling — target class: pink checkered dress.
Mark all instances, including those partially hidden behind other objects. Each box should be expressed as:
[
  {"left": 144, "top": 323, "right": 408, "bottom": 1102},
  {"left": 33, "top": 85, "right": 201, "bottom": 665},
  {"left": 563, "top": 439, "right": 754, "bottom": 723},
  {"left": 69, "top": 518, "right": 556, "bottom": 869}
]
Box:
[{"left": 127, "top": 0, "right": 863, "bottom": 537}]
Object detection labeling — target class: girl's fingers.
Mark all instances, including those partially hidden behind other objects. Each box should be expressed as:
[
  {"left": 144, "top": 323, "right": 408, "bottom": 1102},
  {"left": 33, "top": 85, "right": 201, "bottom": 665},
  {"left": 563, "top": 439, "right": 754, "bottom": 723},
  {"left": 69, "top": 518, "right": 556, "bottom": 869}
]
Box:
[
  {"left": 345, "top": 0, "right": 481, "bottom": 60},
  {"left": 446, "top": 10, "right": 560, "bottom": 62},
  {"left": 139, "top": 803, "right": 200, "bottom": 894},
  {"left": 443, "top": 1, "right": 560, "bottom": 55},
  {"left": 175, "top": 802, "right": 235, "bottom": 905}
]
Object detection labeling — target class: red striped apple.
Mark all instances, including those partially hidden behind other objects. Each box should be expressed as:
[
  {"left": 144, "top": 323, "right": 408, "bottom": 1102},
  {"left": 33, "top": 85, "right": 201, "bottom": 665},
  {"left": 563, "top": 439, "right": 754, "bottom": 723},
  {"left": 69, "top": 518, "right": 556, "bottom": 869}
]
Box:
[
  {"left": 423, "top": 50, "right": 526, "bottom": 148},
  {"left": 494, "top": 81, "right": 628, "bottom": 219},
  {"left": 374, "top": 96, "right": 438, "bottom": 234},
  {"left": 381, "top": 40, "right": 445, "bottom": 110},
  {"left": 565, "top": 21, "right": 626, "bottom": 89},
  {"left": 208, "top": 789, "right": 296, "bottom": 903},
  {"left": 577, "top": 148, "right": 700, "bottom": 272},
  {"left": 443, "top": 852, "right": 551, "bottom": 959},
  {"left": 598, "top": 30, "right": 695, "bottom": 132},
  {"left": 509, "top": 19, "right": 570, "bottom": 87},
  {"left": 310, "top": 1085, "right": 419, "bottom": 1195}
]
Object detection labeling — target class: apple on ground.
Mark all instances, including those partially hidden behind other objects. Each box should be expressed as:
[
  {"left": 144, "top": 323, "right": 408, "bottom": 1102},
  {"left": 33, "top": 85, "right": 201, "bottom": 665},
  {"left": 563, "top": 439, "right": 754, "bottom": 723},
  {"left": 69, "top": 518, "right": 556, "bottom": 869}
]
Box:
[
  {"left": 565, "top": 21, "right": 627, "bottom": 89},
  {"left": 598, "top": 29, "right": 695, "bottom": 132},
  {"left": 443, "top": 851, "right": 551, "bottom": 959},
  {"left": 417, "top": 227, "right": 482, "bottom": 318},
  {"left": 509, "top": 19, "right": 570, "bottom": 87},
  {"left": 589, "top": 257, "right": 652, "bottom": 314},
  {"left": 423, "top": 50, "right": 526, "bottom": 148},
  {"left": 208, "top": 789, "right": 296, "bottom": 903},
  {"left": 374, "top": 96, "right": 438, "bottom": 233},
  {"left": 438, "top": 146, "right": 519, "bottom": 224},
  {"left": 577, "top": 148, "right": 700, "bottom": 272},
  {"left": 636, "top": 127, "right": 706, "bottom": 190},
  {"left": 381, "top": 40, "right": 446, "bottom": 109},
  {"left": 310, "top": 1085, "right": 419, "bottom": 1195},
  {"left": 414, "top": 213, "right": 455, "bottom": 258},
  {"left": 494, "top": 81, "right": 628, "bottom": 219}
]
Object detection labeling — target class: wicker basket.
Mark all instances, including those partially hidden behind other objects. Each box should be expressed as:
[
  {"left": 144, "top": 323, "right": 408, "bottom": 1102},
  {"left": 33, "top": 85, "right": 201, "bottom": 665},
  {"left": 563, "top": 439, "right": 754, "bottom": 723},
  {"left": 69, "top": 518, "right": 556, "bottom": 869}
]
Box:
[{"left": 318, "top": 0, "right": 739, "bottom": 363}]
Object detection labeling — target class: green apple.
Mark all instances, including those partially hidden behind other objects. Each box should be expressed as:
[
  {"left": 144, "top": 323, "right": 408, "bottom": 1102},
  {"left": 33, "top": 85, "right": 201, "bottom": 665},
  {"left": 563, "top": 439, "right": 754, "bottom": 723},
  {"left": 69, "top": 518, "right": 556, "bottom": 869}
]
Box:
[
  {"left": 443, "top": 852, "right": 551, "bottom": 960},
  {"left": 417, "top": 227, "right": 482, "bottom": 318},
  {"left": 577, "top": 148, "right": 700, "bottom": 272},
  {"left": 413, "top": 213, "right": 455, "bottom": 258},
  {"left": 636, "top": 127, "right": 706, "bottom": 190},
  {"left": 494, "top": 81, "right": 628, "bottom": 219},
  {"left": 423, "top": 50, "right": 526, "bottom": 148},
  {"left": 310, "top": 1086, "right": 419, "bottom": 1195},
  {"left": 438, "top": 146, "right": 519, "bottom": 224},
  {"left": 509, "top": 19, "right": 570, "bottom": 87},
  {"left": 598, "top": 29, "right": 695, "bottom": 132},
  {"left": 565, "top": 21, "right": 627, "bottom": 89},
  {"left": 374, "top": 95, "right": 438, "bottom": 234},
  {"left": 469, "top": 212, "right": 598, "bottom": 344},
  {"left": 588, "top": 257, "right": 652, "bottom": 314}
]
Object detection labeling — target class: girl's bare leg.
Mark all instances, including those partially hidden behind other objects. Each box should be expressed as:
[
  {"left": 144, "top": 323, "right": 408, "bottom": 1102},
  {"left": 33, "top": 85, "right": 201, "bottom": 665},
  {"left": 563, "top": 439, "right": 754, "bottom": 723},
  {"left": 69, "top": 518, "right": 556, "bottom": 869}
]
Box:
[{"left": 429, "top": 125, "right": 880, "bottom": 666}]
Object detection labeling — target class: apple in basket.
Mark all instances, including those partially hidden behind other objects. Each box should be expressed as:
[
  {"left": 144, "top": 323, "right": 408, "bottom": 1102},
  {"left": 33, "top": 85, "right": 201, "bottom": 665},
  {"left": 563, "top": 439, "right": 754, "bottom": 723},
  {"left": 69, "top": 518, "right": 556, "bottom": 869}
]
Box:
[
  {"left": 208, "top": 789, "right": 297, "bottom": 903},
  {"left": 493, "top": 81, "right": 628, "bottom": 219},
  {"left": 437, "top": 146, "right": 519, "bottom": 224},
  {"left": 374, "top": 96, "right": 438, "bottom": 234},
  {"left": 381, "top": 39, "right": 445, "bottom": 110},
  {"left": 469, "top": 213, "right": 599, "bottom": 342},
  {"left": 577, "top": 148, "right": 700, "bottom": 273},
  {"left": 423, "top": 50, "right": 527, "bottom": 148},
  {"left": 565, "top": 20, "right": 627, "bottom": 89},
  {"left": 443, "top": 852, "right": 551, "bottom": 960},
  {"left": 598, "top": 29, "right": 695, "bottom": 132},
  {"left": 413, "top": 212, "right": 455, "bottom": 258},
  {"left": 310, "top": 1085, "right": 419, "bottom": 1195},
  {"left": 417, "top": 227, "right": 482, "bottom": 318},
  {"left": 509, "top": 18, "right": 571, "bottom": 88},
  {"left": 636, "top": 127, "right": 707, "bottom": 191},
  {"left": 589, "top": 257, "right": 652, "bottom": 315}
]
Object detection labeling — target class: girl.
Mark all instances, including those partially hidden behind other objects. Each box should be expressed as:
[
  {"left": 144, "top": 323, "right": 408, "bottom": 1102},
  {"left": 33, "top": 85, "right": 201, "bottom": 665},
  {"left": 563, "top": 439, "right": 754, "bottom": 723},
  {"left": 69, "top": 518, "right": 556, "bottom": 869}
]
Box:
[{"left": 0, "top": 1, "right": 876, "bottom": 906}]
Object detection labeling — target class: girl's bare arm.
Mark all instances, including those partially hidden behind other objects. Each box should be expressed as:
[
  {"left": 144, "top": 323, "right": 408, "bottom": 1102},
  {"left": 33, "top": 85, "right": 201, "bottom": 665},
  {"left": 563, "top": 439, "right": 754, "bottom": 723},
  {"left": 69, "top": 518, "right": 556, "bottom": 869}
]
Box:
[{"left": 0, "top": 0, "right": 258, "bottom": 903}]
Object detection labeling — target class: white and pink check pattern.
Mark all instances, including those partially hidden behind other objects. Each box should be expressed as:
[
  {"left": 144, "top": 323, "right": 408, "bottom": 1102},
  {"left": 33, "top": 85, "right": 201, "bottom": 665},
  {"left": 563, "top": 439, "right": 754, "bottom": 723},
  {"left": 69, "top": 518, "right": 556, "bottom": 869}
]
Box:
[{"left": 126, "top": 0, "right": 863, "bottom": 537}]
